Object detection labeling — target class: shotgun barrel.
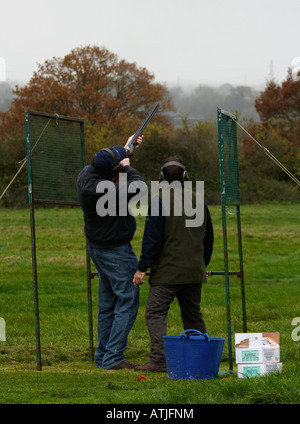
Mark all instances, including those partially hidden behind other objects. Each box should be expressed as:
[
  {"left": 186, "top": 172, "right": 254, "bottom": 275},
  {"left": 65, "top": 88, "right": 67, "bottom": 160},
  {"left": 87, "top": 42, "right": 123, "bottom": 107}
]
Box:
[{"left": 125, "top": 102, "right": 160, "bottom": 155}]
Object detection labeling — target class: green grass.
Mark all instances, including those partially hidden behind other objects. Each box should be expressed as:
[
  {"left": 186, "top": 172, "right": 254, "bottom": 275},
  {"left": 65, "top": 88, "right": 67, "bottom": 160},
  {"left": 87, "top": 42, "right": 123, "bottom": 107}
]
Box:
[{"left": 0, "top": 203, "right": 300, "bottom": 404}]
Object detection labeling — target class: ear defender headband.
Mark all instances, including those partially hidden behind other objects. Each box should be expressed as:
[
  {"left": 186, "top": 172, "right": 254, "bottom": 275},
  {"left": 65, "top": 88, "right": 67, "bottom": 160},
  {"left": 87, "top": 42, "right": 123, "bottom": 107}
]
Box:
[
  {"left": 102, "top": 148, "right": 120, "bottom": 174},
  {"left": 160, "top": 161, "right": 188, "bottom": 181}
]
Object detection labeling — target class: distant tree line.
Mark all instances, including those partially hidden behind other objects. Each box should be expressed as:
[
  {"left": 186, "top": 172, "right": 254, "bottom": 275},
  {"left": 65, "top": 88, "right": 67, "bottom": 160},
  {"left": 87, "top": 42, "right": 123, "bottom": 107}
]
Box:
[
  {"left": 169, "top": 83, "right": 260, "bottom": 123},
  {"left": 0, "top": 45, "right": 299, "bottom": 208},
  {"left": 0, "top": 82, "right": 14, "bottom": 112}
]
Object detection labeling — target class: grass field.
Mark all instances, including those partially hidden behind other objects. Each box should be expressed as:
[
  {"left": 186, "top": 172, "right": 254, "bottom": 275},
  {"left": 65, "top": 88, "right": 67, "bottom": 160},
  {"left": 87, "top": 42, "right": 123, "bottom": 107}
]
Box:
[{"left": 0, "top": 203, "right": 299, "bottom": 405}]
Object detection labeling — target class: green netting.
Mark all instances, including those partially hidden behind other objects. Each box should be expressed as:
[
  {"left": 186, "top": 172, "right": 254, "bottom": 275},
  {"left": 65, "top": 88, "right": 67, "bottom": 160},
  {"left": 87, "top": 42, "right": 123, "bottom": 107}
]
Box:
[
  {"left": 26, "top": 111, "right": 85, "bottom": 204},
  {"left": 217, "top": 108, "right": 240, "bottom": 205}
]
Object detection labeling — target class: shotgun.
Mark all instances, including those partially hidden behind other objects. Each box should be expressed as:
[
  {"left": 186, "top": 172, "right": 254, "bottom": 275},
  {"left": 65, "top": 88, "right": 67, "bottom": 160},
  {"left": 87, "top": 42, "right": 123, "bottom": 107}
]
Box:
[
  {"left": 125, "top": 102, "right": 160, "bottom": 157},
  {"left": 112, "top": 102, "right": 160, "bottom": 182}
]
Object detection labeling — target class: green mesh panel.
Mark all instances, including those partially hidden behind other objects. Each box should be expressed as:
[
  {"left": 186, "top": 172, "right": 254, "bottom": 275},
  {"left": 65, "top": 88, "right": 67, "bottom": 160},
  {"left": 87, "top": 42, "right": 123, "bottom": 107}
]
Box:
[
  {"left": 218, "top": 108, "right": 240, "bottom": 205},
  {"left": 27, "top": 112, "right": 85, "bottom": 204}
]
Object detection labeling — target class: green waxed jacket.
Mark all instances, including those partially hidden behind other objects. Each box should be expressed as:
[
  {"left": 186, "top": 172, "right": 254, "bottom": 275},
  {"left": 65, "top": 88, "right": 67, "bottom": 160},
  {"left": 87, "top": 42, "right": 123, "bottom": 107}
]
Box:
[{"left": 148, "top": 187, "right": 208, "bottom": 286}]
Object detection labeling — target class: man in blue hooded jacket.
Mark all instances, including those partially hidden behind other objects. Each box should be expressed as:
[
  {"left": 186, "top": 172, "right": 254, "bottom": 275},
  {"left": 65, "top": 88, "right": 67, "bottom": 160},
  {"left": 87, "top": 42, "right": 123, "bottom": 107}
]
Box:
[{"left": 77, "top": 136, "right": 144, "bottom": 370}]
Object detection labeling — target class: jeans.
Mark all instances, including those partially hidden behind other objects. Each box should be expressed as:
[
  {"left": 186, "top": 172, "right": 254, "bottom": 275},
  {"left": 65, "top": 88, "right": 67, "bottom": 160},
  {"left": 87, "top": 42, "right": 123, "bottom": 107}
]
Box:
[
  {"left": 145, "top": 284, "right": 206, "bottom": 364},
  {"left": 88, "top": 243, "right": 139, "bottom": 369}
]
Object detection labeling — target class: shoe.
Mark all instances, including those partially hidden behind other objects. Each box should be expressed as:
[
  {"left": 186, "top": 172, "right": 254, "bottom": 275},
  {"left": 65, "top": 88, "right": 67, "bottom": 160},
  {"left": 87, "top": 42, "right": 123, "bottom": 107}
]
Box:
[
  {"left": 110, "top": 360, "right": 139, "bottom": 370},
  {"left": 134, "top": 361, "right": 167, "bottom": 372}
]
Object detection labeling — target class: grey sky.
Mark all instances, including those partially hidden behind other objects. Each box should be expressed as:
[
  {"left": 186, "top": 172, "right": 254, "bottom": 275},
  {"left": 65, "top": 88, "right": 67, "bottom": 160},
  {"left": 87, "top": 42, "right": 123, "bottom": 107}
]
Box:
[{"left": 0, "top": 0, "right": 299, "bottom": 88}]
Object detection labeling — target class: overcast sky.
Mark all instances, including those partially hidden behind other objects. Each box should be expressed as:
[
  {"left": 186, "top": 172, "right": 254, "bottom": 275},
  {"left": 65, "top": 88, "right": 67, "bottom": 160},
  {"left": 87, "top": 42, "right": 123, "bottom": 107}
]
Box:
[{"left": 0, "top": 0, "right": 299, "bottom": 88}]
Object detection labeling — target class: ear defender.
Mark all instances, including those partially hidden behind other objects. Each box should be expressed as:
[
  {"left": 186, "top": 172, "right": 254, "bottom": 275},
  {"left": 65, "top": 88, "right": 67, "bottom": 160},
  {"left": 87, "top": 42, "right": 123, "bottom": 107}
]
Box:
[
  {"left": 160, "top": 161, "right": 188, "bottom": 181},
  {"left": 102, "top": 148, "right": 120, "bottom": 174}
]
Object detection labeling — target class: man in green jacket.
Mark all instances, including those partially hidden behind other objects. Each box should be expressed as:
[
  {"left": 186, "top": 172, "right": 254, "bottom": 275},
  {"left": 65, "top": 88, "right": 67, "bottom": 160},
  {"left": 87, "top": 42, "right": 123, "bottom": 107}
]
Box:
[{"left": 133, "top": 157, "right": 214, "bottom": 372}]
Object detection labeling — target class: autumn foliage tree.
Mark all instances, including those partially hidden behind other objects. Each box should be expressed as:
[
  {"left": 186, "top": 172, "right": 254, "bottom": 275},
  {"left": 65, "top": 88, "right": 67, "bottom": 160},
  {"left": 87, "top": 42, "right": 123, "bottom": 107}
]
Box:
[
  {"left": 257, "top": 70, "right": 299, "bottom": 155},
  {"left": 0, "top": 45, "right": 173, "bottom": 138},
  {"left": 0, "top": 45, "right": 174, "bottom": 205},
  {"left": 241, "top": 69, "right": 300, "bottom": 191},
  {"left": 255, "top": 69, "right": 300, "bottom": 124}
]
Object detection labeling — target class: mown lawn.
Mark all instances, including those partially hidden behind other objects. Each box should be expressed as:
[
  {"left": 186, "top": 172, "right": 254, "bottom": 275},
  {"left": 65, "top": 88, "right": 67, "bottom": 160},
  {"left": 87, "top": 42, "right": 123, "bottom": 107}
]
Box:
[{"left": 0, "top": 203, "right": 299, "bottom": 405}]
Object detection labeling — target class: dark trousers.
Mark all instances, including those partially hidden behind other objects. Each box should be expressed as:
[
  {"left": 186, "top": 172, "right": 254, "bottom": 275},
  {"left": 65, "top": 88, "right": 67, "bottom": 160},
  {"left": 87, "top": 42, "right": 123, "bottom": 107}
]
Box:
[{"left": 145, "top": 284, "right": 206, "bottom": 364}]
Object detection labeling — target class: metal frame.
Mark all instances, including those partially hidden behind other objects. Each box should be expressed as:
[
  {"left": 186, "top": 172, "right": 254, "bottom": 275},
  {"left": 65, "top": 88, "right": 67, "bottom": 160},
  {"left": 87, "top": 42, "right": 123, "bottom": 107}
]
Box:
[
  {"left": 25, "top": 110, "right": 86, "bottom": 370},
  {"left": 86, "top": 251, "right": 96, "bottom": 361},
  {"left": 25, "top": 107, "right": 247, "bottom": 372},
  {"left": 216, "top": 107, "right": 247, "bottom": 372}
]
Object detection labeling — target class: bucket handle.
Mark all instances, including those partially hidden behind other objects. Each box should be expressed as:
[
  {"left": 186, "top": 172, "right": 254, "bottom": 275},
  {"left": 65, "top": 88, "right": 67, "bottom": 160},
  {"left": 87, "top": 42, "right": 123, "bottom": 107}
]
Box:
[{"left": 180, "top": 329, "right": 209, "bottom": 341}]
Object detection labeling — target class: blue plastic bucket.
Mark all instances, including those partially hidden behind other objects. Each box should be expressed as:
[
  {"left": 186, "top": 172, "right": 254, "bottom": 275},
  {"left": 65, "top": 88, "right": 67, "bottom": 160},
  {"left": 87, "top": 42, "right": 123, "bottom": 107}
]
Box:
[{"left": 163, "top": 330, "right": 225, "bottom": 380}]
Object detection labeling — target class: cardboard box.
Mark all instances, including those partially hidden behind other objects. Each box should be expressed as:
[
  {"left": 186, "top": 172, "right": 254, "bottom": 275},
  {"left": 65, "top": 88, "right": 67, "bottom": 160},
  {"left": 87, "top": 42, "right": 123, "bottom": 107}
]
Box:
[
  {"left": 235, "top": 332, "right": 280, "bottom": 364},
  {"left": 237, "top": 363, "right": 282, "bottom": 378}
]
